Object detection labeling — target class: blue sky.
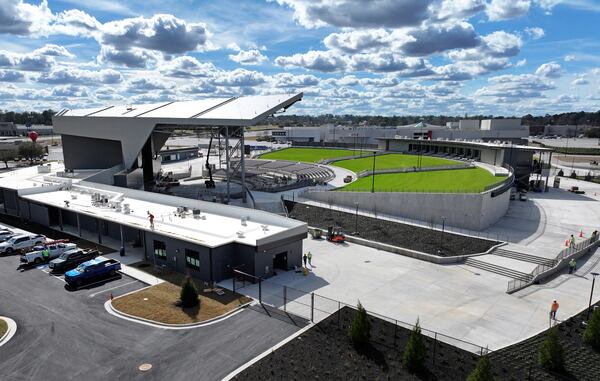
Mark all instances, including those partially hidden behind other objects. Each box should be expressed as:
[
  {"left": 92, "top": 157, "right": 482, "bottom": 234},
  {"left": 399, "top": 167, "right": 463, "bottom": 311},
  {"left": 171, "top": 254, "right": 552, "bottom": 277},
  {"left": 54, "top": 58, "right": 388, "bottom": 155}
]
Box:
[{"left": 0, "top": 0, "right": 599, "bottom": 116}]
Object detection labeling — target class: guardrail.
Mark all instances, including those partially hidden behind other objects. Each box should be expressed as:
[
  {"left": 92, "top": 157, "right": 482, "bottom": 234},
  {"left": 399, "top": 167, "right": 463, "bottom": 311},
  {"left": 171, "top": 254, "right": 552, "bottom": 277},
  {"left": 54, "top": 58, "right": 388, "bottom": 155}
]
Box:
[{"left": 507, "top": 234, "right": 599, "bottom": 293}]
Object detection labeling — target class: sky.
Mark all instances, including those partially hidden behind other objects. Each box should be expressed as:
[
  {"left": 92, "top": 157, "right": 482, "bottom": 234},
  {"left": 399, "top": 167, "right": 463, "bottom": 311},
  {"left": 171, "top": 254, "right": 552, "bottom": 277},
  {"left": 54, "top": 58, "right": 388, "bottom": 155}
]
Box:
[{"left": 0, "top": 0, "right": 599, "bottom": 116}]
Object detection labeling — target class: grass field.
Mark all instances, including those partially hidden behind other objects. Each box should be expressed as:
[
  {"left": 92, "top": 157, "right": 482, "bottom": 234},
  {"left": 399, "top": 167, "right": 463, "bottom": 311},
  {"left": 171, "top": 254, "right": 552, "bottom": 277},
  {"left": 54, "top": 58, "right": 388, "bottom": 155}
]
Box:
[
  {"left": 260, "top": 147, "right": 361, "bottom": 163},
  {"left": 340, "top": 167, "right": 506, "bottom": 193},
  {"left": 332, "top": 153, "right": 459, "bottom": 172}
]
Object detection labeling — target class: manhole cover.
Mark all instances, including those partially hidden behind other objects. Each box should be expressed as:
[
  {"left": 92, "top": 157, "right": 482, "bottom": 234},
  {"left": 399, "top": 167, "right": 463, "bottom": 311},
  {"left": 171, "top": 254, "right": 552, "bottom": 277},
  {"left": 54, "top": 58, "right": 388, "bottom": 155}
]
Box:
[{"left": 139, "top": 363, "right": 152, "bottom": 372}]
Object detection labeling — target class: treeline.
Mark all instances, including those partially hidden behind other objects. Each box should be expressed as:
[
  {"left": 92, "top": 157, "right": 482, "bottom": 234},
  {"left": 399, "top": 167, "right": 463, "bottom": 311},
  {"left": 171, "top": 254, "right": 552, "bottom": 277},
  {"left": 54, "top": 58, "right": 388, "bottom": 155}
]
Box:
[
  {"left": 274, "top": 110, "right": 600, "bottom": 127},
  {"left": 0, "top": 110, "right": 55, "bottom": 125}
]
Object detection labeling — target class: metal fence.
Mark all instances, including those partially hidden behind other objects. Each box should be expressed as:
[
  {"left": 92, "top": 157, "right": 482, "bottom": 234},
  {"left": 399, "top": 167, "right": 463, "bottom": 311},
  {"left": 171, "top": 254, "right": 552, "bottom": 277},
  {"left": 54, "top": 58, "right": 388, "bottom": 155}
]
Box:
[
  {"left": 507, "top": 234, "right": 599, "bottom": 293},
  {"left": 235, "top": 275, "right": 490, "bottom": 355}
]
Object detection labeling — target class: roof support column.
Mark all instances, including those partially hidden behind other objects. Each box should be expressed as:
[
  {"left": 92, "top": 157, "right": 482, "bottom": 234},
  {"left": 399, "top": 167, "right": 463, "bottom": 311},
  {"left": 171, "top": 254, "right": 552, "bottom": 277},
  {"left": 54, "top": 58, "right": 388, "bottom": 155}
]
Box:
[
  {"left": 225, "top": 126, "right": 230, "bottom": 204},
  {"left": 240, "top": 127, "right": 246, "bottom": 204}
]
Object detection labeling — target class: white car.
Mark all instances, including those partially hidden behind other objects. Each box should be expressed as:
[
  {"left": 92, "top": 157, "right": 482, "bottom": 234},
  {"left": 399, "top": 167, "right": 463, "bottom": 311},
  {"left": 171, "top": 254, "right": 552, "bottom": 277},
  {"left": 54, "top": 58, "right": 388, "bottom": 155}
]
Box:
[
  {"left": 20, "top": 242, "right": 77, "bottom": 265},
  {"left": 0, "top": 229, "right": 15, "bottom": 243},
  {"left": 0, "top": 234, "right": 46, "bottom": 254}
]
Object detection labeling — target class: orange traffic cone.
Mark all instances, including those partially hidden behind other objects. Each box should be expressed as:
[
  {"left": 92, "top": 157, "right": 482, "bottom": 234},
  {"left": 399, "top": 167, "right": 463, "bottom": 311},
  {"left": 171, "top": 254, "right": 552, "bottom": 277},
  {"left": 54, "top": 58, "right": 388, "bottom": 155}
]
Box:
[{"left": 579, "top": 230, "right": 584, "bottom": 238}]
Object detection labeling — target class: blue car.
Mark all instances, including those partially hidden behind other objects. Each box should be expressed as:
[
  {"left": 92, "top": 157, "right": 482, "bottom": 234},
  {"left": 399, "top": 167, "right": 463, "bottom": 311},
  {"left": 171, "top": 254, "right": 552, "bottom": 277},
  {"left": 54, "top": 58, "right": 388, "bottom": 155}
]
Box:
[{"left": 64, "top": 258, "right": 121, "bottom": 287}]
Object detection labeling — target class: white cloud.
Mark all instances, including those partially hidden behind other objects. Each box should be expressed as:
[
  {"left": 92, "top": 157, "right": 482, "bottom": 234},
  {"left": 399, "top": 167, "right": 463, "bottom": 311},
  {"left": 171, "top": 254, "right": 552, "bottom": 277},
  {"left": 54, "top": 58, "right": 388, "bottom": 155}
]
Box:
[
  {"left": 564, "top": 55, "right": 576, "bottom": 62},
  {"left": 211, "top": 68, "right": 266, "bottom": 87},
  {"left": 476, "top": 73, "right": 555, "bottom": 99},
  {"left": 97, "top": 46, "right": 161, "bottom": 68},
  {"left": 272, "top": 73, "right": 319, "bottom": 87},
  {"left": 0, "top": 69, "right": 25, "bottom": 82},
  {"left": 0, "top": 0, "right": 52, "bottom": 35},
  {"left": 37, "top": 67, "right": 123, "bottom": 85},
  {"left": 273, "top": 0, "right": 432, "bottom": 28},
  {"left": 487, "top": 0, "right": 531, "bottom": 21},
  {"left": 159, "top": 56, "right": 217, "bottom": 78},
  {"left": 516, "top": 59, "right": 527, "bottom": 67},
  {"left": 275, "top": 50, "right": 347, "bottom": 72},
  {"left": 535, "top": 62, "right": 561, "bottom": 78},
  {"left": 524, "top": 27, "right": 545, "bottom": 40},
  {"left": 323, "top": 29, "right": 393, "bottom": 53},
  {"left": 0, "top": 49, "right": 55, "bottom": 71},
  {"left": 228, "top": 49, "right": 268, "bottom": 65},
  {"left": 33, "top": 44, "right": 75, "bottom": 58}
]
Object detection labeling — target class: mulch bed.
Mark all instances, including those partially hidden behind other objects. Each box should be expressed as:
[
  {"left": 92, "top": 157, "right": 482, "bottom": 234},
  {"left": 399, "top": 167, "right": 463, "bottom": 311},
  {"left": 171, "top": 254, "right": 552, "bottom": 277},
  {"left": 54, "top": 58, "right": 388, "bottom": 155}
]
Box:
[
  {"left": 285, "top": 201, "right": 498, "bottom": 256},
  {"left": 235, "top": 303, "right": 600, "bottom": 381}
]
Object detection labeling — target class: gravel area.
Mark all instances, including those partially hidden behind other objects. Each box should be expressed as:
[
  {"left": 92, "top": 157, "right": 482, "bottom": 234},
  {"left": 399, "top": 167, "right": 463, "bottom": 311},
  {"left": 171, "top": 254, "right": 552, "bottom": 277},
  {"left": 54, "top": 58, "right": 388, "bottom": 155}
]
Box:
[
  {"left": 235, "top": 303, "right": 600, "bottom": 381},
  {"left": 286, "top": 201, "right": 498, "bottom": 256}
]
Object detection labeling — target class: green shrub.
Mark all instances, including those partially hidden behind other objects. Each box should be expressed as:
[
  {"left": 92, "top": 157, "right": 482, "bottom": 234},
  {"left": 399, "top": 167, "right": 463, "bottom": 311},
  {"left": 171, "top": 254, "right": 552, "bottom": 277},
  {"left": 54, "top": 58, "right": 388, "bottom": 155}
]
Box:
[
  {"left": 584, "top": 306, "right": 600, "bottom": 351},
  {"left": 404, "top": 319, "right": 427, "bottom": 373},
  {"left": 570, "top": 171, "right": 578, "bottom": 179},
  {"left": 348, "top": 301, "right": 370, "bottom": 348},
  {"left": 467, "top": 354, "right": 495, "bottom": 381},
  {"left": 180, "top": 276, "right": 199, "bottom": 308},
  {"left": 538, "top": 326, "right": 564, "bottom": 372}
]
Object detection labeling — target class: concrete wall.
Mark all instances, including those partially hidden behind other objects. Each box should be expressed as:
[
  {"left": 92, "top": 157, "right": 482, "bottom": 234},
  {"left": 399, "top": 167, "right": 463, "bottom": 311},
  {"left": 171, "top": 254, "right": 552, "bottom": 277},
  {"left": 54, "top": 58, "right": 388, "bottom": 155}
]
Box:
[
  {"left": 29, "top": 203, "right": 49, "bottom": 226},
  {"left": 303, "top": 189, "right": 510, "bottom": 231},
  {"left": 62, "top": 134, "right": 123, "bottom": 170},
  {"left": 480, "top": 119, "right": 521, "bottom": 131},
  {"left": 459, "top": 120, "right": 480, "bottom": 130}
]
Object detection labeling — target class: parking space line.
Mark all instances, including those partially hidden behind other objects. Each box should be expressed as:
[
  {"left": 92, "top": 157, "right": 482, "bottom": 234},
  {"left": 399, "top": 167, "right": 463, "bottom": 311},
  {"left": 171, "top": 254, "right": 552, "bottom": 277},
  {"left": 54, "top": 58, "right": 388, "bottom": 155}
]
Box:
[{"left": 88, "top": 280, "right": 139, "bottom": 298}]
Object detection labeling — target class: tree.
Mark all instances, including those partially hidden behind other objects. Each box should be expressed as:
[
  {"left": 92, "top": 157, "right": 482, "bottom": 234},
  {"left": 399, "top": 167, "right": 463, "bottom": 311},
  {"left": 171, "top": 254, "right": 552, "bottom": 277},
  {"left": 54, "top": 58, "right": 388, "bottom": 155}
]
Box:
[
  {"left": 404, "top": 319, "right": 427, "bottom": 374},
  {"left": 18, "top": 142, "right": 43, "bottom": 162},
  {"left": 538, "top": 326, "right": 564, "bottom": 372},
  {"left": 180, "top": 276, "right": 199, "bottom": 308},
  {"left": 348, "top": 301, "right": 370, "bottom": 348},
  {"left": 467, "top": 354, "right": 495, "bottom": 381},
  {"left": 584, "top": 306, "right": 600, "bottom": 351},
  {"left": 0, "top": 149, "right": 17, "bottom": 168}
]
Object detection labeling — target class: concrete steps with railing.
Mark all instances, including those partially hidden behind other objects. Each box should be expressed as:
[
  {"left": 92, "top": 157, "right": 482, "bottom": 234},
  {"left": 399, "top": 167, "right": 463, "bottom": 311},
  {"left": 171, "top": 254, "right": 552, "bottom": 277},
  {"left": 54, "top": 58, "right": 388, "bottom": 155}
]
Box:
[
  {"left": 463, "top": 257, "right": 532, "bottom": 280},
  {"left": 490, "top": 248, "right": 555, "bottom": 266}
]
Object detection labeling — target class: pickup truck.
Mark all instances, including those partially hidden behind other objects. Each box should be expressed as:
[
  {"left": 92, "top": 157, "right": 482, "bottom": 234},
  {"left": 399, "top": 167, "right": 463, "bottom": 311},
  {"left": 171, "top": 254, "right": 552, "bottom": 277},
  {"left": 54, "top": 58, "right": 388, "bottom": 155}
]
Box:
[
  {"left": 49, "top": 248, "right": 99, "bottom": 273},
  {"left": 20, "top": 242, "right": 77, "bottom": 265},
  {"left": 64, "top": 258, "right": 121, "bottom": 286},
  {"left": 0, "top": 234, "right": 46, "bottom": 255}
]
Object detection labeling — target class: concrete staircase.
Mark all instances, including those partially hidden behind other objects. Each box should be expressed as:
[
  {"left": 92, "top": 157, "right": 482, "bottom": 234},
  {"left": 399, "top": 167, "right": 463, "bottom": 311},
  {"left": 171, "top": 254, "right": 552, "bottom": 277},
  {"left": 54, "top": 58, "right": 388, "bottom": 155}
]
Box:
[
  {"left": 490, "top": 248, "right": 555, "bottom": 266},
  {"left": 463, "top": 257, "right": 532, "bottom": 281}
]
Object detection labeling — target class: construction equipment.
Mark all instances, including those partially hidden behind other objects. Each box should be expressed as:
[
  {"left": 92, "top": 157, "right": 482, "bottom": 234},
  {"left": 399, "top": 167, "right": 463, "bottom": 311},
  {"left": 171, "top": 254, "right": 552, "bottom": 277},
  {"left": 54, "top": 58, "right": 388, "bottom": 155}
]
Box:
[
  {"left": 326, "top": 226, "right": 345, "bottom": 243},
  {"left": 309, "top": 228, "right": 322, "bottom": 239},
  {"left": 205, "top": 134, "right": 216, "bottom": 189}
]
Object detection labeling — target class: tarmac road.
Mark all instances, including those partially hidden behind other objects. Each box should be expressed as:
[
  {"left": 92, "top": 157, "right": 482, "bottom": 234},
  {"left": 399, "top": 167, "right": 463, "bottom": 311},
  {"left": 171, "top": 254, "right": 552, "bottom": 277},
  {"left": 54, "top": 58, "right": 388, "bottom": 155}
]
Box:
[{"left": 0, "top": 255, "right": 301, "bottom": 381}]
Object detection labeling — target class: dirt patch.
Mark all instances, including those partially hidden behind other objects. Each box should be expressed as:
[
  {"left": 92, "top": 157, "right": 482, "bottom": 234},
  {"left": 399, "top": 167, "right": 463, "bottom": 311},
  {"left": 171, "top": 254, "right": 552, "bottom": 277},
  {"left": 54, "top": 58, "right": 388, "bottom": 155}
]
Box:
[
  {"left": 286, "top": 202, "right": 498, "bottom": 256},
  {"left": 112, "top": 261, "right": 252, "bottom": 324},
  {"left": 235, "top": 304, "right": 600, "bottom": 381},
  {"left": 0, "top": 318, "right": 7, "bottom": 338}
]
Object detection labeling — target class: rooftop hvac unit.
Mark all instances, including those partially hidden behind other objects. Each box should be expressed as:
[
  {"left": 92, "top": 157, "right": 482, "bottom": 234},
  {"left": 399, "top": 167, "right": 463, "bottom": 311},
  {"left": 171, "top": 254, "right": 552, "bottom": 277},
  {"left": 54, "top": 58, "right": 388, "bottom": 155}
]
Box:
[
  {"left": 193, "top": 209, "right": 201, "bottom": 219},
  {"left": 236, "top": 231, "right": 245, "bottom": 238},
  {"left": 241, "top": 218, "right": 247, "bottom": 226},
  {"left": 123, "top": 203, "right": 130, "bottom": 214},
  {"left": 176, "top": 206, "right": 185, "bottom": 214}
]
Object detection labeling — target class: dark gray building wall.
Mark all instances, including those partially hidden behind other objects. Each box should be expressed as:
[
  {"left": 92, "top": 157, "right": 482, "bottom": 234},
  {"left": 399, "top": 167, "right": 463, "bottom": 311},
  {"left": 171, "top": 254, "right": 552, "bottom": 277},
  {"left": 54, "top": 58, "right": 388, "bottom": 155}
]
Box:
[
  {"left": 18, "top": 200, "right": 29, "bottom": 219},
  {"left": 2, "top": 189, "right": 18, "bottom": 214},
  {"left": 29, "top": 203, "right": 49, "bottom": 226},
  {"left": 62, "top": 134, "right": 123, "bottom": 170}
]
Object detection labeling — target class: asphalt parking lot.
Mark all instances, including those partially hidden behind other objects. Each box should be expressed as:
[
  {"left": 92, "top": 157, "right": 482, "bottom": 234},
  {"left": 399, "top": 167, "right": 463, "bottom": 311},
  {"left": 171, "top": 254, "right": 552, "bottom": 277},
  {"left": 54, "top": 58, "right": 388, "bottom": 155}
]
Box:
[{"left": 0, "top": 246, "right": 302, "bottom": 380}]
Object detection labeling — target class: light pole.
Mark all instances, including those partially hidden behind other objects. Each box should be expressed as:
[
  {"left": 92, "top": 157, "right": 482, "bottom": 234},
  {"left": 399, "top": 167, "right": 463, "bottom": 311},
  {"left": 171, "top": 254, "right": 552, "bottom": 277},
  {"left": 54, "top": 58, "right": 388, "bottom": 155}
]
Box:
[
  {"left": 439, "top": 216, "right": 446, "bottom": 254},
  {"left": 353, "top": 202, "right": 359, "bottom": 235},
  {"left": 371, "top": 151, "right": 376, "bottom": 193},
  {"left": 306, "top": 206, "right": 310, "bottom": 228},
  {"left": 587, "top": 272, "right": 599, "bottom": 321}
]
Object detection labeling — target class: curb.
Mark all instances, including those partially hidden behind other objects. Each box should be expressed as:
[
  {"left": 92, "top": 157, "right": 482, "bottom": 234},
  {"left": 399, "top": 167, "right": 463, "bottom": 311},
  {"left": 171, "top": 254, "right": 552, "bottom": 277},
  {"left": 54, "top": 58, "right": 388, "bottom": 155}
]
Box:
[
  {"left": 105, "top": 298, "right": 253, "bottom": 330},
  {"left": 0, "top": 316, "right": 17, "bottom": 348},
  {"left": 221, "top": 322, "right": 314, "bottom": 381}
]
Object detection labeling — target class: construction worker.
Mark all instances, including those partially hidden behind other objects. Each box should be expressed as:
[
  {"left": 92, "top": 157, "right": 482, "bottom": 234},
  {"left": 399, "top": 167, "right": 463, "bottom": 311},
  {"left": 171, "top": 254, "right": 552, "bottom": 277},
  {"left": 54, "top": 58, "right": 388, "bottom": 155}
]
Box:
[
  {"left": 568, "top": 258, "right": 576, "bottom": 274},
  {"left": 550, "top": 300, "right": 559, "bottom": 320},
  {"left": 569, "top": 234, "right": 576, "bottom": 248},
  {"left": 307, "top": 251, "right": 313, "bottom": 267},
  {"left": 42, "top": 247, "right": 49, "bottom": 261},
  {"left": 147, "top": 211, "right": 155, "bottom": 229}
]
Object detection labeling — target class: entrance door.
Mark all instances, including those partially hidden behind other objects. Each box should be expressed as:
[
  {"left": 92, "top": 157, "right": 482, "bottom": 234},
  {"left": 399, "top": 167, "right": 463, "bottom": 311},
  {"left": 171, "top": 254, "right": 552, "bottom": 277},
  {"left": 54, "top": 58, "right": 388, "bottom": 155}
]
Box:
[{"left": 273, "top": 252, "right": 287, "bottom": 271}]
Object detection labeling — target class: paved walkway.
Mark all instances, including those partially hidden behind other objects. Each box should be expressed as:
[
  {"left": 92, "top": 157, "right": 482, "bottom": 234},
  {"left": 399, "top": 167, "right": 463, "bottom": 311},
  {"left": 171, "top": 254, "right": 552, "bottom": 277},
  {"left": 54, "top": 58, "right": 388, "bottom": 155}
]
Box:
[{"left": 221, "top": 236, "right": 600, "bottom": 351}]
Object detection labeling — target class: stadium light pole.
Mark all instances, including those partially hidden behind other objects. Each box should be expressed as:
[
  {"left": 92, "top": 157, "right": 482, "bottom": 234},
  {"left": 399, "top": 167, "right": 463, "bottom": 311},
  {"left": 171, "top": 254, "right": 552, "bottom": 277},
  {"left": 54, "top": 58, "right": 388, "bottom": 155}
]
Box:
[
  {"left": 439, "top": 216, "right": 446, "bottom": 254},
  {"left": 353, "top": 202, "right": 359, "bottom": 235},
  {"left": 587, "top": 272, "right": 599, "bottom": 321},
  {"left": 371, "top": 151, "right": 376, "bottom": 193}
]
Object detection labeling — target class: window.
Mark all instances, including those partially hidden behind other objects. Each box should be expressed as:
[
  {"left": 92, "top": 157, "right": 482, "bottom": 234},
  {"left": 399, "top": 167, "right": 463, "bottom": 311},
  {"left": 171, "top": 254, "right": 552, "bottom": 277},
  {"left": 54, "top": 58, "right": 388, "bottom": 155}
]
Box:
[
  {"left": 153, "top": 240, "right": 167, "bottom": 260},
  {"left": 185, "top": 249, "right": 200, "bottom": 270}
]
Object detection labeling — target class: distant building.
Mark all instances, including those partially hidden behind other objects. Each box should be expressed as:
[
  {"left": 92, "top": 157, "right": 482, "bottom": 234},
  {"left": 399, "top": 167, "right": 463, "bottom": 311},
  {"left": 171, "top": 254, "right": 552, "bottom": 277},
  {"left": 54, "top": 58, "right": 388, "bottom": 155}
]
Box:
[
  {"left": 542, "top": 124, "right": 595, "bottom": 137},
  {"left": 0, "top": 122, "right": 17, "bottom": 136},
  {"left": 275, "top": 119, "right": 529, "bottom": 146}
]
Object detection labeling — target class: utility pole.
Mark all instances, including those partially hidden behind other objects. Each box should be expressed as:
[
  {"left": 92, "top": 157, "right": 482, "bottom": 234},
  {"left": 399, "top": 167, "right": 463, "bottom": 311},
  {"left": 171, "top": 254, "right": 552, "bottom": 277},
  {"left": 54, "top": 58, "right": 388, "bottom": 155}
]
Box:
[
  {"left": 371, "top": 151, "right": 376, "bottom": 193},
  {"left": 588, "top": 272, "right": 599, "bottom": 321},
  {"left": 439, "top": 216, "right": 446, "bottom": 254},
  {"left": 353, "top": 202, "right": 359, "bottom": 235}
]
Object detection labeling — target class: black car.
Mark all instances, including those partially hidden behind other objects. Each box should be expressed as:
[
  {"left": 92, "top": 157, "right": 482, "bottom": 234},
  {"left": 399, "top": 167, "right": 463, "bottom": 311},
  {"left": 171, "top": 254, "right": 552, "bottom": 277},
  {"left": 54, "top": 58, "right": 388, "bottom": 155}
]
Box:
[{"left": 48, "top": 249, "right": 99, "bottom": 273}]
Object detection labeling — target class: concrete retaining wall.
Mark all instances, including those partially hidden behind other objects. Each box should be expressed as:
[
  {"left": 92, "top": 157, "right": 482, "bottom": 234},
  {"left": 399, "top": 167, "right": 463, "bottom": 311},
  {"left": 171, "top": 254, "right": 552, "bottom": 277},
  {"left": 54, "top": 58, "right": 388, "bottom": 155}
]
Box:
[{"left": 302, "top": 188, "right": 510, "bottom": 231}]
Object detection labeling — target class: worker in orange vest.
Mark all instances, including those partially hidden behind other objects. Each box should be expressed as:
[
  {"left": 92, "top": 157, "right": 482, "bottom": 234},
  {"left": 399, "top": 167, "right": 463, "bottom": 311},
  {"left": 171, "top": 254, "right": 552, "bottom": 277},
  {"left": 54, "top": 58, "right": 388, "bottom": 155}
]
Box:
[{"left": 550, "top": 300, "right": 559, "bottom": 320}]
